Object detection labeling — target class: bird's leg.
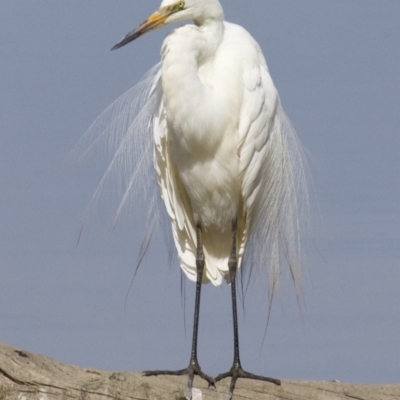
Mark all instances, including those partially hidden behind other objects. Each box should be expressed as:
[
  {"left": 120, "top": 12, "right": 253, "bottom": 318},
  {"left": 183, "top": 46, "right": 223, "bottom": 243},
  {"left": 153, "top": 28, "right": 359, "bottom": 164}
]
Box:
[
  {"left": 214, "top": 220, "right": 281, "bottom": 399},
  {"left": 143, "top": 224, "right": 215, "bottom": 399},
  {"left": 185, "top": 224, "right": 216, "bottom": 392}
]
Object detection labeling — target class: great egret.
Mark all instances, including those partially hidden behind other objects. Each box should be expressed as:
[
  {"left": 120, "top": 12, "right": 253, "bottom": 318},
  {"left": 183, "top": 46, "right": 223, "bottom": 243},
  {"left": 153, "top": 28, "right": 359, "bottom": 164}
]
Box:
[{"left": 85, "top": 0, "right": 307, "bottom": 398}]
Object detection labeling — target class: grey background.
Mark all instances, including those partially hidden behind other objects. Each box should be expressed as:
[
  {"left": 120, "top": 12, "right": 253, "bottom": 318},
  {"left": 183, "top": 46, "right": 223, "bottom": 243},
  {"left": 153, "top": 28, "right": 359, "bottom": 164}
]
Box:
[{"left": 1, "top": 0, "right": 399, "bottom": 384}]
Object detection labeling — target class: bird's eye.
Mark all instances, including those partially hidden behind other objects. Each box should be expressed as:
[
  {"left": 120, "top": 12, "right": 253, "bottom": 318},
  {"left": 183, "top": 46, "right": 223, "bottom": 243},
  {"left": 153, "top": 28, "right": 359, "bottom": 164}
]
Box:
[{"left": 178, "top": 1, "right": 185, "bottom": 9}]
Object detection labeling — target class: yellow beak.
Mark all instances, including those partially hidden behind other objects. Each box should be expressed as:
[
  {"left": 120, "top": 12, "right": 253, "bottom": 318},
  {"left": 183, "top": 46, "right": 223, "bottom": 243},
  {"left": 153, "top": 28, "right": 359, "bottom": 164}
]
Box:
[{"left": 112, "top": 10, "right": 170, "bottom": 50}]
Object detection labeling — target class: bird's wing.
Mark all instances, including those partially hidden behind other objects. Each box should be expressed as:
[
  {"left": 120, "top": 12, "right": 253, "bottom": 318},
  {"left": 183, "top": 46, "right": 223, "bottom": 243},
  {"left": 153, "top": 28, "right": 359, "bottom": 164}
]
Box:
[
  {"left": 238, "top": 51, "right": 307, "bottom": 295},
  {"left": 153, "top": 85, "right": 228, "bottom": 286},
  {"left": 153, "top": 89, "right": 202, "bottom": 284}
]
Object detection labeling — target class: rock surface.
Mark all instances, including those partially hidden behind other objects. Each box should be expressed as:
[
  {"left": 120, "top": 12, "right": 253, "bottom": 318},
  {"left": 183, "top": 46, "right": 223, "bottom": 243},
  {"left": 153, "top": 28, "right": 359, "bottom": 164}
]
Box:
[{"left": 0, "top": 342, "right": 398, "bottom": 399}]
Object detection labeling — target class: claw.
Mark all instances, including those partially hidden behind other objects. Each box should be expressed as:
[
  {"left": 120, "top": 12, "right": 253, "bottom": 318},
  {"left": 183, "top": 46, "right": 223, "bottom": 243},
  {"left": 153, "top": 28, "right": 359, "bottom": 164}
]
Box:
[
  {"left": 144, "top": 362, "right": 214, "bottom": 399},
  {"left": 215, "top": 364, "right": 280, "bottom": 398}
]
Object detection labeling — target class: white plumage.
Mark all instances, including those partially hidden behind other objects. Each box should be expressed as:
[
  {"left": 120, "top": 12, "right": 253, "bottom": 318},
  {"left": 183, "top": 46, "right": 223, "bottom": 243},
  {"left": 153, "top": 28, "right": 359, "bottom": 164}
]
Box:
[
  {"left": 153, "top": 19, "right": 306, "bottom": 288},
  {"left": 80, "top": 0, "right": 308, "bottom": 398}
]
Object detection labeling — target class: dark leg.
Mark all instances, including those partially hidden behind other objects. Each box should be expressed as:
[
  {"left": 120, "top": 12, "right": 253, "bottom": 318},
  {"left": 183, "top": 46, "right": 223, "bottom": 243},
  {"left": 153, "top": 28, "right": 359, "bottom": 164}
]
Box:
[
  {"left": 143, "top": 225, "right": 215, "bottom": 399},
  {"left": 215, "top": 220, "right": 281, "bottom": 399}
]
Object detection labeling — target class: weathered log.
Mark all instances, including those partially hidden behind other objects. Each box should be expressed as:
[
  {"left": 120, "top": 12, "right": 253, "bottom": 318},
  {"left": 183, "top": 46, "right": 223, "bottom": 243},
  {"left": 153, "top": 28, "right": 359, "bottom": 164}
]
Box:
[{"left": 0, "top": 341, "right": 398, "bottom": 400}]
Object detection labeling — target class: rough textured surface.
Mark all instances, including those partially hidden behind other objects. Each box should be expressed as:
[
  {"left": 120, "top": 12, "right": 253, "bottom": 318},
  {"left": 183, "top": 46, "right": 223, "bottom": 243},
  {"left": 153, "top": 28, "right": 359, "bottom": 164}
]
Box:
[{"left": 0, "top": 342, "right": 398, "bottom": 400}]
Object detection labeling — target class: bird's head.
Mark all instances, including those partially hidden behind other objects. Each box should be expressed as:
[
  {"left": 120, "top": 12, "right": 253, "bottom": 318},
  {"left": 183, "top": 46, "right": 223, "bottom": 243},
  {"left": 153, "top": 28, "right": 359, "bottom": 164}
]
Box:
[{"left": 111, "top": 0, "right": 223, "bottom": 50}]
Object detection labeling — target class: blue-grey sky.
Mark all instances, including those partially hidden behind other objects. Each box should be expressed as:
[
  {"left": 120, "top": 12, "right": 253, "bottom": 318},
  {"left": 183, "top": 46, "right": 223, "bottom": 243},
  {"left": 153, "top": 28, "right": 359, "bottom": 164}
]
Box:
[{"left": 1, "top": 0, "right": 399, "bottom": 384}]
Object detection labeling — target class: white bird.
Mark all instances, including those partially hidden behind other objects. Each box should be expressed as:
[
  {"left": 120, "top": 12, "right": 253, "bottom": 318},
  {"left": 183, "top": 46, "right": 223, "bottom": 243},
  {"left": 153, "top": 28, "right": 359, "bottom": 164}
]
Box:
[{"left": 84, "top": 0, "right": 307, "bottom": 398}]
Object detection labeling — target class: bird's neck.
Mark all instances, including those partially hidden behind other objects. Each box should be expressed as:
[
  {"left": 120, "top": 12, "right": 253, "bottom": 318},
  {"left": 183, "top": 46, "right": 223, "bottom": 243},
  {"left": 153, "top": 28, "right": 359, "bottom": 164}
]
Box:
[
  {"left": 195, "top": 19, "right": 225, "bottom": 61},
  {"left": 161, "top": 19, "right": 225, "bottom": 147},
  {"left": 162, "top": 19, "right": 224, "bottom": 80}
]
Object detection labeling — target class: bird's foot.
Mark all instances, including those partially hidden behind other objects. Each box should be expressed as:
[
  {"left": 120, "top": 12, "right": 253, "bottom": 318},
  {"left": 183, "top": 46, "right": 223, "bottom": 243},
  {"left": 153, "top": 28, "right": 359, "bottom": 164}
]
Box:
[
  {"left": 215, "top": 363, "right": 280, "bottom": 400},
  {"left": 144, "top": 361, "right": 215, "bottom": 399}
]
